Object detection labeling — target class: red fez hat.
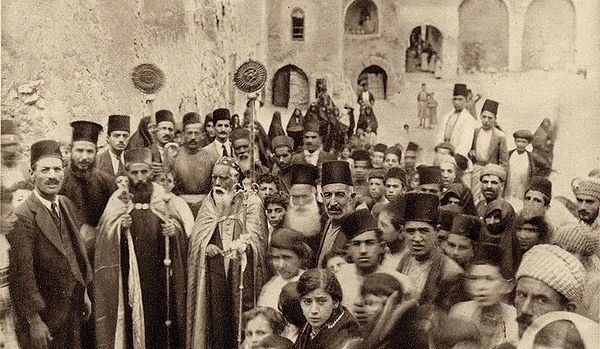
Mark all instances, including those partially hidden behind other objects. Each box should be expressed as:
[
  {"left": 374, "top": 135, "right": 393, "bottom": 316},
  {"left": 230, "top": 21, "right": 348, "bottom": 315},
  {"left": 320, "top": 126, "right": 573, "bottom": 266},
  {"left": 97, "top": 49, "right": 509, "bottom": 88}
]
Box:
[
  {"left": 290, "top": 164, "right": 320, "bottom": 187},
  {"left": 450, "top": 214, "right": 483, "bottom": 241},
  {"left": 182, "top": 112, "right": 202, "bottom": 128},
  {"left": 271, "top": 228, "right": 312, "bottom": 260},
  {"left": 417, "top": 165, "right": 442, "bottom": 185},
  {"left": 272, "top": 135, "right": 294, "bottom": 151},
  {"left": 340, "top": 209, "right": 379, "bottom": 241},
  {"left": 481, "top": 99, "right": 499, "bottom": 116},
  {"left": 472, "top": 243, "right": 504, "bottom": 268},
  {"left": 124, "top": 147, "right": 152, "bottom": 166},
  {"left": 526, "top": 176, "right": 552, "bottom": 201},
  {"left": 155, "top": 109, "right": 175, "bottom": 125},
  {"left": 71, "top": 120, "right": 103, "bottom": 144},
  {"left": 453, "top": 84, "right": 468, "bottom": 97},
  {"left": 30, "top": 140, "right": 63, "bottom": 167},
  {"left": 368, "top": 168, "right": 386, "bottom": 180},
  {"left": 212, "top": 108, "right": 231, "bottom": 122},
  {"left": 385, "top": 167, "right": 407, "bottom": 185},
  {"left": 404, "top": 192, "right": 439, "bottom": 223},
  {"left": 513, "top": 129, "right": 533, "bottom": 142},
  {"left": 107, "top": 115, "right": 130, "bottom": 134},
  {"left": 230, "top": 127, "right": 250, "bottom": 143},
  {"left": 304, "top": 119, "right": 320, "bottom": 133},
  {"left": 322, "top": 161, "right": 353, "bottom": 186},
  {"left": 373, "top": 143, "right": 387, "bottom": 154},
  {"left": 438, "top": 204, "right": 462, "bottom": 231}
]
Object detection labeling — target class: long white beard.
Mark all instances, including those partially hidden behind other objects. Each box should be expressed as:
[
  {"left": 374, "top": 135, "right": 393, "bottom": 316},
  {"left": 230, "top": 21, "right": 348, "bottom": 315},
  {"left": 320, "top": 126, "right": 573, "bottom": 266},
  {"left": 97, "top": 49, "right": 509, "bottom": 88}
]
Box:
[
  {"left": 213, "top": 188, "right": 235, "bottom": 215},
  {"left": 284, "top": 199, "right": 322, "bottom": 237}
]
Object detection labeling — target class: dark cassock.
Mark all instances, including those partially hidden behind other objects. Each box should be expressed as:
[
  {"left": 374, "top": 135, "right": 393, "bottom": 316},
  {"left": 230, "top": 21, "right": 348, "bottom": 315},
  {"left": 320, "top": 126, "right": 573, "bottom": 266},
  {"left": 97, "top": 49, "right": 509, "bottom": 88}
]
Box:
[
  {"left": 94, "top": 147, "right": 188, "bottom": 349},
  {"left": 187, "top": 157, "right": 267, "bottom": 349}
]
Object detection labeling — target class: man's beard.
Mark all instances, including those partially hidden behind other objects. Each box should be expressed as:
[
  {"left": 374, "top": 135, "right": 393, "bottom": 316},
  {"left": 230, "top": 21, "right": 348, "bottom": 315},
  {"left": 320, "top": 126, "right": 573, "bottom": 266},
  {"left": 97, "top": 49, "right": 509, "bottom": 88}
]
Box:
[
  {"left": 71, "top": 160, "right": 95, "bottom": 178},
  {"left": 284, "top": 199, "right": 322, "bottom": 237},
  {"left": 130, "top": 179, "right": 153, "bottom": 203},
  {"left": 213, "top": 186, "right": 235, "bottom": 214}
]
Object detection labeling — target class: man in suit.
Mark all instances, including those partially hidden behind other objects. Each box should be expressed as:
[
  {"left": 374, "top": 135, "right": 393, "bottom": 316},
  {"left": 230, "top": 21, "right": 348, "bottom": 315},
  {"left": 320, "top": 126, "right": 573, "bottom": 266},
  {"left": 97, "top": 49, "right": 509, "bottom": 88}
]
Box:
[
  {"left": 469, "top": 99, "right": 509, "bottom": 205},
  {"left": 203, "top": 108, "right": 233, "bottom": 161},
  {"left": 436, "top": 83, "right": 478, "bottom": 157},
  {"left": 96, "top": 114, "right": 130, "bottom": 178},
  {"left": 290, "top": 120, "right": 336, "bottom": 169},
  {"left": 505, "top": 130, "right": 536, "bottom": 201},
  {"left": 149, "top": 110, "right": 176, "bottom": 173},
  {"left": 8, "top": 140, "right": 92, "bottom": 349}
]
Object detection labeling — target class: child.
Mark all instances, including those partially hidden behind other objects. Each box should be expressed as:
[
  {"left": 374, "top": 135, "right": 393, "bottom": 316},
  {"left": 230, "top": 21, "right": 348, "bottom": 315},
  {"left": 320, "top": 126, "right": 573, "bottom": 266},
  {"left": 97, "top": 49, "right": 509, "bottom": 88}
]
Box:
[
  {"left": 505, "top": 129, "right": 535, "bottom": 200},
  {"left": 257, "top": 173, "right": 279, "bottom": 202},
  {"left": 364, "top": 124, "right": 377, "bottom": 148},
  {"left": 339, "top": 143, "right": 354, "bottom": 167},
  {"left": 371, "top": 143, "right": 387, "bottom": 169},
  {"left": 264, "top": 192, "right": 289, "bottom": 243}
]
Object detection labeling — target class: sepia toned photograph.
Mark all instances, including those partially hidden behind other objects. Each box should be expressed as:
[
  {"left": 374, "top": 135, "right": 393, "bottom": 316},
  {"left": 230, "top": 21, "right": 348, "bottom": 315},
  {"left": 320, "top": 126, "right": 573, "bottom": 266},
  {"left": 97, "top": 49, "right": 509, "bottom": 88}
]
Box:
[{"left": 1, "top": 0, "right": 599, "bottom": 348}]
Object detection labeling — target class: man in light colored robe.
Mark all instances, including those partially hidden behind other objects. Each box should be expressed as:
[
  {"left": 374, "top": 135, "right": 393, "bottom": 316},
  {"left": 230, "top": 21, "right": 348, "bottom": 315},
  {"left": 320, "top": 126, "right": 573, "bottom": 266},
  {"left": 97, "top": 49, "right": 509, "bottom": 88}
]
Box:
[{"left": 436, "top": 83, "right": 477, "bottom": 158}]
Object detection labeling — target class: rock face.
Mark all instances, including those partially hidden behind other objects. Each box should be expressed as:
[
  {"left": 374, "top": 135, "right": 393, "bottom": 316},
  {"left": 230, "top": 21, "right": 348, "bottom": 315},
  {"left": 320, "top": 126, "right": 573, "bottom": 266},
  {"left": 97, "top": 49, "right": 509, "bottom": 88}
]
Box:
[{"left": 1, "top": 0, "right": 267, "bottom": 148}]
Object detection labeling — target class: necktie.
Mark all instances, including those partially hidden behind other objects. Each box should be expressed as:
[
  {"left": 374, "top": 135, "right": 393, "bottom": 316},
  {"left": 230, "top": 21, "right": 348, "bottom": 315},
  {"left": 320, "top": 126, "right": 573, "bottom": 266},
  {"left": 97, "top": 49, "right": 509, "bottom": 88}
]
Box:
[
  {"left": 222, "top": 144, "right": 229, "bottom": 157},
  {"left": 50, "top": 202, "right": 61, "bottom": 230},
  {"left": 117, "top": 159, "right": 124, "bottom": 175}
]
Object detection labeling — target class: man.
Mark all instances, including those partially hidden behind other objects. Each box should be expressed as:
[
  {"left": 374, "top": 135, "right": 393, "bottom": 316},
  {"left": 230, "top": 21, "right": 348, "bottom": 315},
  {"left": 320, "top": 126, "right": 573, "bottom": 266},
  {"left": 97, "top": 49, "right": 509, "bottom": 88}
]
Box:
[
  {"left": 371, "top": 143, "right": 387, "bottom": 169},
  {"left": 290, "top": 120, "right": 336, "bottom": 168},
  {"left": 336, "top": 209, "right": 413, "bottom": 316},
  {"left": 94, "top": 147, "right": 188, "bottom": 349},
  {"left": 96, "top": 114, "right": 130, "bottom": 178},
  {"left": 270, "top": 135, "right": 294, "bottom": 175},
  {"left": 8, "top": 140, "right": 92, "bottom": 349},
  {"left": 436, "top": 83, "right": 478, "bottom": 157},
  {"left": 383, "top": 146, "right": 402, "bottom": 170},
  {"left": 265, "top": 192, "right": 289, "bottom": 244},
  {"left": 170, "top": 112, "right": 216, "bottom": 216},
  {"left": 469, "top": 99, "right": 509, "bottom": 205},
  {"left": 187, "top": 157, "right": 267, "bottom": 349},
  {"left": 60, "top": 120, "right": 117, "bottom": 251},
  {"left": 368, "top": 168, "right": 387, "bottom": 206},
  {"left": 316, "top": 161, "right": 356, "bottom": 266},
  {"left": 417, "top": 83, "right": 428, "bottom": 128},
  {"left": 203, "top": 108, "right": 233, "bottom": 161},
  {"left": 571, "top": 176, "right": 600, "bottom": 258},
  {"left": 434, "top": 142, "right": 455, "bottom": 157},
  {"left": 257, "top": 173, "right": 279, "bottom": 202},
  {"left": 358, "top": 84, "right": 375, "bottom": 108},
  {"left": 351, "top": 150, "right": 372, "bottom": 200},
  {"left": 150, "top": 109, "right": 176, "bottom": 167},
  {"left": 476, "top": 164, "right": 507, "bottom": 217},
  {"left": 397, "top": 192, "right": 463, "bottom": 303},
  {"left": 523, "top": 176, "right": 552, "bottom": 210},
  {"left": 416, "top": 165, "right": 443, "bottom": 196},
  {"left": 442, "top": 214, "right": 483, "bottom": 269},
  {"left": 1, "top": 119, "right": 28, "bottom": 189},
  {"left": 230, "top": 127, "right": 269, "bottom": 185},
  {"left": 384, "top": 167, "right": 406, "bottom": 202},
  {"left": 505, "top": 130, "right": 536, "bottom": 200},
  {"left": 403, "top": 141, "right": 419, "bottom": 172}
]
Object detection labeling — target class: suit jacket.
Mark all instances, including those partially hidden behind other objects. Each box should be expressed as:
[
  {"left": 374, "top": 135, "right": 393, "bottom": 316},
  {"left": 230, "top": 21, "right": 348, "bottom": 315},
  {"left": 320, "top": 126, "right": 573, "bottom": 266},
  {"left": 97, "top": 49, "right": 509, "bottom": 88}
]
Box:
[
  {"left": 290, "top": 149, "right": 337, "bottom": 168},
  {"left": 508, "top": 149, "right": 536, "bottom": 178},
  {"left": 7, "top": 194, "right": 91, "bottom": 330},
  {"left": 96, "top": 149, "right": 117, "bottom": 177},
  {"left": 436, "top": 109, "right": 477, "bottom": 156},
  {"left": 202, "top": 140, "right": 232, "bottom": 162},
  {"left": 470, "top": 127, "right": 509, "bottom": 167}
]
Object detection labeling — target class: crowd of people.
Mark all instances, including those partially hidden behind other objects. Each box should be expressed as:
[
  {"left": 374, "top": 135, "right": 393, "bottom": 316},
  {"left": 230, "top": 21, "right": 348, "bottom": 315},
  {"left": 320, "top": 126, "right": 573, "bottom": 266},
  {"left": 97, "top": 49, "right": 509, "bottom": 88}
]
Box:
[{"left": 0, "top": 81, "right": 598, "bottom": 349}]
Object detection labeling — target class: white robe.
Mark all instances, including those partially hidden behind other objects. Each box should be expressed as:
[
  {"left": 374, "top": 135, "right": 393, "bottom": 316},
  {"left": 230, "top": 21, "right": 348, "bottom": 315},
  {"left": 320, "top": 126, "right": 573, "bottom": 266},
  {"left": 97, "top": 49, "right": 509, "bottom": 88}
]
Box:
[{"left": 436, "top": 109, "right": 477, "bottom": 157}]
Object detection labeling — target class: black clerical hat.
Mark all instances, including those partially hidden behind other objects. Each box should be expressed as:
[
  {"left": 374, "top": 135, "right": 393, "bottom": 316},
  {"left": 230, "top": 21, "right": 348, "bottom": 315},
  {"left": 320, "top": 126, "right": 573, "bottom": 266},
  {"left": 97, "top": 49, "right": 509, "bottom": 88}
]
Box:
[
  {"left": 124, "top": 147, "right": 152, "bottom": 166},
  {"left": 450, "top": 214, "right": 483, "bottom": 241},
  {"left": 30, "top": 140, "right": 63, "bottom": 167},
  {"left": 404, "top": 192, "right": 439, "bottom": 223},
  {"left": 417, "top": 166, "right": 442, "bottom": 185},
  {"left": 322, "top": 161, "right": 353, "bottom": 186},
  {"left": 107, "top": 115, "right": 130, "bottom": 134},
  {"left": 340, "top": 209, "right": 378, "bottom": 241},
  {"left": 290, "top": 164, "right": 320, "bottom": 187},
  {"left": 71, "top": 120, "right": 103, "bottom": 144}
]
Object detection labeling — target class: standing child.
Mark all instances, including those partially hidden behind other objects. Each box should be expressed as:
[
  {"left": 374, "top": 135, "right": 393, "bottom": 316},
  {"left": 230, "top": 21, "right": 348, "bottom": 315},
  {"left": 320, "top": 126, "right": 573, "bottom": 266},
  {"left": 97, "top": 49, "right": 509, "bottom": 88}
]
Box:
[
  {"left": 427, "top": 93, "right": 438, "bottom": 127},
  {"left": 505, "top": 130, "right": 536, "bottom": 200}
]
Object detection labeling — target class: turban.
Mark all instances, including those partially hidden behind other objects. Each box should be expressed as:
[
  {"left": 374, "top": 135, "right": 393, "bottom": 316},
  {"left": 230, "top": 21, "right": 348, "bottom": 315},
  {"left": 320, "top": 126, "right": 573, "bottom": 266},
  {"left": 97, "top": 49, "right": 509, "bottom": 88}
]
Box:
[
  {"left": 553, "top": 224, "right": 597, "bottom": 257},
  {"left": 433, "top": 154, "right": 457, "bottom": 168},
  {"left": 572, "top": 177, "right": 600, "bottom": 201},
  {"left": 480, "top": 164, "right": 507, "bottom": 183},
  {"left": 516, "top": 244, "right": 586, "bottom": 303}
]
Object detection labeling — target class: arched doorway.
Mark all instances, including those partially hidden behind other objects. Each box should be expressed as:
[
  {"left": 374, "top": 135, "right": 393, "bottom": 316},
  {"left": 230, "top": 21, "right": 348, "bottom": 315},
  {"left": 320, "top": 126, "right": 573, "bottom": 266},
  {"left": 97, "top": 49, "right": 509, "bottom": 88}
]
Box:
[
  {"left": 272, "top": 65, "right": 309, "bottom": 108},
  {"left": 522, "top": 0, "right": 575, "bottom": 70},
  {"left": 406, "top": 26, "right": 443, "bottom": 73},
  {"left": 358, "top": 65, "right": 387, "bottom": 100},
  {"left": 459, "top": 0, "right": 509, "bottom": 72},
  {"left": 345, "top": 0, "right": 378, "bottom": 35}
]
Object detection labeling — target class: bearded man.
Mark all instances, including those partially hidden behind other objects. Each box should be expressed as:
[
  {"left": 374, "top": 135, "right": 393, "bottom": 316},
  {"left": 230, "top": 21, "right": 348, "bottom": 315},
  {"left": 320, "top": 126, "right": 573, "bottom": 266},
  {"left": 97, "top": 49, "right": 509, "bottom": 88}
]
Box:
[
  {"left": 230, "top": 127, "right": 268, "bottom": 183},
  {"left": 187, "top": 157, "right": 267, "bottom": 349}
]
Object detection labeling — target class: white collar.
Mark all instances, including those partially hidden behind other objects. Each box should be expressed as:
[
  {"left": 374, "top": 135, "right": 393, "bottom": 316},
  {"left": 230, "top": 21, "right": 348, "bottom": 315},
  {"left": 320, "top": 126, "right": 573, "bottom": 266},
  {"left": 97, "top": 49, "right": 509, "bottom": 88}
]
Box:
[{"left": 34, "top": 188, "right": 59, "bottom": 213}]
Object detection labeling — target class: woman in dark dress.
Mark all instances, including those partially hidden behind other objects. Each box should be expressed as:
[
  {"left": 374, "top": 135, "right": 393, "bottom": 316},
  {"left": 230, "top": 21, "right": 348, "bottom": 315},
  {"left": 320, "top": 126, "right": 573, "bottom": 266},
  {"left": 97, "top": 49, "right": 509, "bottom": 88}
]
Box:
[
  {"left": 287, "top": 108, "right": 305, "bottom": 150},
  {"left": 295, "top": 269, "right": 359, "bottom": 349}
]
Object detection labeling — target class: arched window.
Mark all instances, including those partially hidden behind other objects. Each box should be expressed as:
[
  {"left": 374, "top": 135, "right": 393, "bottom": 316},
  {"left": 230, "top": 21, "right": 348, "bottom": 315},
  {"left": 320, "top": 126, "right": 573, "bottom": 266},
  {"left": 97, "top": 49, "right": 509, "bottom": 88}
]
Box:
[
  {"left": 291, "top": 9, "right": 304, "bottom": 41},
  {"left": 345, "top": 0, "right": 378, "bottom": 35}
]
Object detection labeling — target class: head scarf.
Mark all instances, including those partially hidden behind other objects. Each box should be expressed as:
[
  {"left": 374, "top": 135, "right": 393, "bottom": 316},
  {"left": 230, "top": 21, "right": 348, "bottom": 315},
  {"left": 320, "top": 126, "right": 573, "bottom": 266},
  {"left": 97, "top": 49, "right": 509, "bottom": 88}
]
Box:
[{"left": 440, "top": 183, "right": 478, "bottom": 216}]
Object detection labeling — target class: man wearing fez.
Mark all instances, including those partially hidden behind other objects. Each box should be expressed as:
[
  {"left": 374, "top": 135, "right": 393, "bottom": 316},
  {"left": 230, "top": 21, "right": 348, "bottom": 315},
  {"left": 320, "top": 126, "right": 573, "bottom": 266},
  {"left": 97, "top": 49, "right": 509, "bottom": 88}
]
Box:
[
  {"left": 384, "top": 167, "right": 406, "bottom": 202},
  {"left": 96, "top": 114, "right": 130, "bottom": 177},
  {"left": 1, "top": 119, "right": 28, "bottom": 189},
  {"left": 170, "top": 112, "right": 216, "bottom": 216},
  {"left": 94, "top": 147, "right": 188, "bottom": 349},
  {"left": 149, "top": 109, "right": 176, "bottom": 166},
  {"left": 203, "top": 108, "right": 233, "bottom": 161},
  {"left": 290, "top": 120, "right": 336, "bottom": 168},
  {"left": 442, "top": 214, "right": 483, "bottom": 269},
  {"left": 8, "top": 140, "right": 92, "bottom": 349},
  {"left": 187, "top": 157, "right": 267, "bottom": 349},
  {"left": 416, "top": 165, "right": 443, "bottom": 196},
  {"left": 469, "top": 99, "right": 509, "bottom": 205},
  {"left": 476, "top": 164, "right": 508, "bottom": 217},
  {"left": 397, "top": 192, "right": 463, "bottom": 303},
  {"left": 270, "top": 135, "right": 295, "bottom": 176},
  {"left": 60, "top": 120, "right": 117, "bottom": 251},
  {"left": 436, "top": 83, "right": 478, "bottom": 157},
  {"left": 505, "top": 129, "right": 536, "bottom": 200},
  {"left": 403, "top": 141, "right": 420, "bottom": 172},
  {"left": 316, "top": 161, "right": 356, "bottom": 266}
]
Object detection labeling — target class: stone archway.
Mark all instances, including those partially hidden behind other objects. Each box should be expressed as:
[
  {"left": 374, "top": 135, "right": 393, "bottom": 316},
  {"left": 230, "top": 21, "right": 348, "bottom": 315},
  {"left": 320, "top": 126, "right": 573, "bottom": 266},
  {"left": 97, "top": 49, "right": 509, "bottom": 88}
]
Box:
[
  {"left": 345, "top": 0, "right": 379, "bottom": 35},
  {"left": 458, "top": 0, "right": 509, "bottom": 72},
  {"left": 358, "top": 65, "right": 387, "bottom": 100},
  {"left": 272, "top": 65, "right": 309, "bottom": 108},
  {"left": 406, "top": 25, "right": 443, "bottom": 73},
  {"left": 522, "top": 0, "right": 576, "bottom": 70}
]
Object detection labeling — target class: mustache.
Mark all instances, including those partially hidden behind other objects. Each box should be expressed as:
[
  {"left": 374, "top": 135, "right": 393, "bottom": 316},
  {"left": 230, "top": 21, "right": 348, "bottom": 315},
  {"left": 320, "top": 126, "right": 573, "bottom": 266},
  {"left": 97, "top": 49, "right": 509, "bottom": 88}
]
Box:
[
  {"left": 517, "top": 314, "right": 532, "bottom": 327},
  {"left": 45, "top": 179, "right": 60, "bottom": 185}
]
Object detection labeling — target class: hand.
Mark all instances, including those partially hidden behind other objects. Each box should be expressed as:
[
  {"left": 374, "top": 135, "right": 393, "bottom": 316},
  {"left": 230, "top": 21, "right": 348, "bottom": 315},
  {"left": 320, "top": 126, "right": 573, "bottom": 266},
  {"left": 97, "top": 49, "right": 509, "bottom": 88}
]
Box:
[
  {"left": 120, "top": 214, "right": 132, "bottom": 231},
  {"left": 83, "top": 289, "right": 92, "bottom": 320},
  {"left": 353, "top": 302, "right": 369, "bottom": 324},
  {"left": 161, "top": 221, "right": 176, "bottom": 237},
  {"left": 206, "top": 244, "right": 223, "bottom": 257},
  {"left": 28, "top": 314, "right": 52, "bottom": 349}
]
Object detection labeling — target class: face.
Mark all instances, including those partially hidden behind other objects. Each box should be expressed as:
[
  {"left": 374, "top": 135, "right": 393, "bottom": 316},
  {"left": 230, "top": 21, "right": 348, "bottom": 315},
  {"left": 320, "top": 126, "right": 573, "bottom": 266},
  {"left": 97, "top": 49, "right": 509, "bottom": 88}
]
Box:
[
  {"left": 273, "top": 146, "right": 292, "bottom": 167},
  {"left": 515, "top": 277, "right": 567, "bottom": 337},
  {"left": 385, "top": 178, "right": 404, "bottom": 201},
  {"left": 270, "top": 247, "right": 302, "bottom": 280},
  {"left": 404, "top": 151, "right": 417, "bottom": 168},
  {"left": 127, "top": 163, "right": 152, "bottom": 186},
  {"left": 300, "top": 287, "right": 339, "bottom": 330},
  {"left": 452, "top": 96, "right": 466, "bottom": 112},
  {"left": 515, "top": 138, "right": 529, "bottom": 150},
  {"left": 443, "top": 234, "right": 474, "bottom": 268},
  {"left": 515, "top": 223, "right": 541, "bottom": 251},
  {"left": 70, "top": 141, "right": 97, "bottom": 171},
  {"left": 347, "top": 230, "right": 383, "bottom": 270},
  {"left": 266, "top": 203, "right": 286, "bottom": 228},
  {"left": 183, "top": 124, "right": 203, "bottom": 150},
  {"left": 485, "top": 210, "right": 502, "bottom": 225},
  {"left": 205, "top": 121, "right": 215, "bottom": 138},
  {"left": 31, "top": 157, "right": 64, "bottom": 199},
  {"left": 378, "top": 211, "right": 401, "bottom": 243},
  {"left": 368, "top": 178, "right": 384, "bottom": 201},
  {"left": 341, "top": 148, "right": 351, "bottom": 159},
  {"left": 234, "top": 138, "right": 251, "bottom": 160},
  {"left": 212, "top": 164, "right": 235, "bottom": 194},
  {"left": 326, "top": 256, "right": 347, "bottom": 274},
  {"left": 303, "top": 132, "right": 320, "bottom": 153},
  {"left": 576, "top": 194, "right": 600, "bottom": 224},
  {"left": 466, "top": 264, "right": 508, "bottom": 307},
  {"left": 445, "top": 195, "right": 461, "bottom": 206},
  {"left": 524, "top": 190, "right": 547, "bottom": 209},
  {"left": 362, "top": 293, "right": 388, "bottom": 326},
  {"left": 404, "top": 220, "right": 437, "bottom": 259},
  {"left": 157, "top": 173, "right": 175, "bottom": 193},
  {"left": 155, "top": 121, "right": 175, "bottom": 145},
  {"left": 244, "top": 315, "right": 274, "bottom": 349},
  {"left": 481, "top": 175, "right": 503, "bottom": 201},
  {"left": 290, "top": 185, "right": 315, "bottom": 207},
  {"left": 409, "top": 173, "right": 420, "bottom": 189},
  {"left": 440, "top": 163, "right": 456, "bottom": 185},
  {"left": 383, "top": 153, "right": 400, "bottom": 169},
  {"left": 214, "top": 120, "right": 232, "bottom": 142},
  {"left": 258, "top": 182, "right": 277, "bottom": 201},
  {"left": 107, "top": 131, "right": 130, "bottom": 152},
  {"left": 353, "top": 160, "right": 370, "bottom": 181},
  {"left": 322, "top": 183, "right": 354, "bottom": 220},
  {"left": 480, "top": 111, "right": 496, "bottom": 130},
  {"left": 1, "top": 142, "right": 19, "bottom": 162},
  {"left": 371, "top": 152, "right": 384, "bottom": 168},
  {"left": 418, "top": 183, "right": 441, "bottom": 196}
]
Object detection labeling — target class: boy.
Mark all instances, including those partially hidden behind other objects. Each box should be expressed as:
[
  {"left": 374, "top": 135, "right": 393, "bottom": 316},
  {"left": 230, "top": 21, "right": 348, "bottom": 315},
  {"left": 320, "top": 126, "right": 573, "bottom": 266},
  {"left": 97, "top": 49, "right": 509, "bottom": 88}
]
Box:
[
  {"left": 383, "top": 146, "right": 402, "bottom": 170},
  {"left": 371, "top": 143, "right": 387, "bottom": 169},
  {"left": 264, "top": 192, "right": 289, "bottom": 244},
  {"left": 257, "top": 173, "right": 279, "bottom": 202},
  {"left": 505, "top": 130, "right": 535, "bottom": 200},
  {"left": 384, "top": 167, "right": 406, "bottom": 202}
]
